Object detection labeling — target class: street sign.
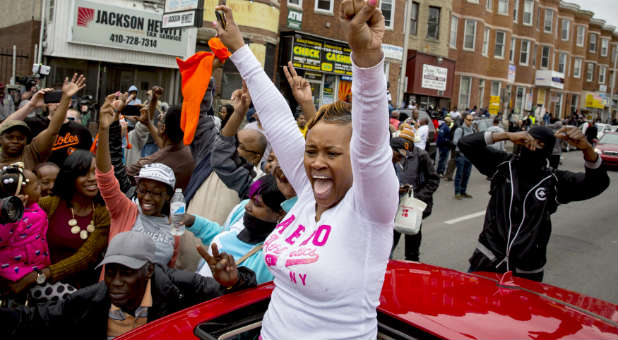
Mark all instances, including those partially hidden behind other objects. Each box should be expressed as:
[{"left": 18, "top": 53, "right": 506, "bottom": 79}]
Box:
[{"left": 162, "top": 0, "right": 203, "bottom": 29}]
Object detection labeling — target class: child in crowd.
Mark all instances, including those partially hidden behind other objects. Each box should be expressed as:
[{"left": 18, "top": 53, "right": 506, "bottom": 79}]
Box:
[
  {"left": 33, "top": 162, "right": 59, "bottom": 197},
  {"left": 0, "top": 163, "right": 50, "bottom": 303}
]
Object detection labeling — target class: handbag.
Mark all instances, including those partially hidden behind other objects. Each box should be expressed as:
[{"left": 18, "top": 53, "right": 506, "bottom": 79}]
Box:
[{"left": 394, "top": 189, "right": 427, "bottom": 235}]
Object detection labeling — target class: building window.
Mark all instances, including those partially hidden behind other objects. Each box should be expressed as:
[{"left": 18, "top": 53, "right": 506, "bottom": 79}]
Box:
[
  {"left": 520, "top": 40, "right": 530, "bottom": 66},
  {"left": 570, "top": 95, "right": 578, "bottom": 116},
  {"left": 509, "top": 37, "right": 516, "bottom": 63},
  {"left": 486, "top": 0, "right": 492, "bottom": 11},
  {"left": 513, "top": 0, "right": 519, "bottom": 23},
  {"left": 459, "top": 77, "right": 471, "bottom": 109},
  {"left": 554, "top": 93, "right": 563, "bottom": 118},
  {"left": 482, "top": 27, "right": 490, "bottom": 56},
  {"left": 478, "top": 79, "right": 485, "bottom": 108},
  {"left": 558, "top": 53, "right": 566, "bottom": 74},
  {"left": 315, "top": 0, "right": 333, "bottom": 12},
  {"left": 491, "top": 81, "right": 500, "bottom": 97},
  {"left": 410, "top": 2, "right": 419, "bottom": 36},
  {"left": 541, "top": 46, "right": 550, "bottom": 68},
  {"left": 514, "top": 87, "right": 525, "bottom": 114},
  {"left": 464, "top": 19, "right": 477, "bottom": 51},
  {"left": 380, "top": 0, "right": 394, "bottom": 29},
  {"left": 450, "top": 16, "right": 458, "bottom": 48},
  {"left": 494, "top": 31, "right": 505, "bottom": 58},
  {"left": 589, "top": 33, "right": 597, "bottom": 53},
  {"left": 586, "top": 62, "right": 594, "bottom": 81},
  {"left": 576, "top": 25, "right": 585, "bottom": 47},
  {"left": 288, "top": 0, "right": 302, "bottom": 8},
  {"left": 601, "top": 38, "right": 608, "bottom": 56},
  {"left": 498, "top": 0, "right": 508, "bottom": 15},
  {"left": 543, "top": 9, "right": 553, "bottom": 33},
  {"left": 561, "top": 19, "right": 570, "bottom": 41},
  {"left": 599, "top": 66, "right": 606, "bottom": 84},
  {"left": 573, "top": 58, "right": 582, "bottom": 78},
  {"left": 427, "top": 6, "right": 441, "bottom": 40},
  {"left": 523, "top": 0, "right": 533, "bottom": 25}
]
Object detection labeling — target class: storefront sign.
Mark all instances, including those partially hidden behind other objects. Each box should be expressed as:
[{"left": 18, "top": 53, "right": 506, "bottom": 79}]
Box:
[
  {"left": 72, "top": 0, "right": 189, "bottom": 56},
  {"left": 165, "top": 0, "right": 201, "bottom": 12},
  {"left": 287, "top": 9, "right": 302, "bottom": 30},
  {"left": 599, "top": 84, "right": 607, "bottom": 92},
  {"left": 508, "top": 65, "right": 516, "bottom": 83},
  {"left": 585, "top": 93, "right": 605, "bottom": 109},
  {"left": 535, "top": 70, "right": 564, "bottom": 89},
  {"left": 489, "top": 96, "right": 500, "bottom": 115},
  {"left": 291, "top": 34, "right": 352, "bottom": 76},
  {"left": 421, "top": 64, "right": 447, "bottom": 91},
  {"left": 382, "top": 44, "right": 403, "bottom": 61}
]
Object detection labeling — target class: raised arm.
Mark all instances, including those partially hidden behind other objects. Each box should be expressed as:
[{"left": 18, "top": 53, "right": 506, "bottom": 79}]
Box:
[
  {"left": 343, "top": 0, "right": 398, "bottom": 224},
  {"left": 32, "top": 75, "right": 85, "bottom": 154},
  {"left": 283, "top": 62, "right": 316, "bottom": 123},
  {"left": 215, "top": 6, "right": 309, "bottom": 194},
  {"left": 0, "top": 88, "right": 52, "bottom": 125},
  {"left": 458, "top": 131, "right": 512, "bottom": 176}
]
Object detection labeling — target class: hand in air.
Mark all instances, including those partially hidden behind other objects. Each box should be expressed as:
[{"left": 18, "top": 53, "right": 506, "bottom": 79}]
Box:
[
  {"left": 283, "top": 62, "right": 313, "bottom": 104},
  {"left": 555, "top": 125, "right": 591, "bottom": 150},
  {"left": 30, "top": 88, "right": 54, "bottom": 108},
  {"left": 62, "top": 73, "right": 86, "bottom": 98},
  {"left": 99, "top": 93, "right": 120, "bottom": 129},
  {"left": 197, "top": 243, "right": 239, "bottom": 288},
  {"left": 339, "top": 0, "right": 385, "bottom": 67},
  {"left": 230, "top": 81, "right": 251, "bottom": 115},
  {"left": 213, "top": 6, "right": 245, "bottom": 53}
]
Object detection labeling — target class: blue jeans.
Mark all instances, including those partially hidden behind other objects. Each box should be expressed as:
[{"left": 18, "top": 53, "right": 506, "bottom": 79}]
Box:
[
  {"left": 454, "top": 153, "right": 472, "bottom": 195},
  {"left": 437, "top": 146, "right": 450, "bottom": 175}
]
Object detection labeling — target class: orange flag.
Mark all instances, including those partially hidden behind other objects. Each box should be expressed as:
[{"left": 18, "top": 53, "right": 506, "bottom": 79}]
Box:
[{"left": 176, "top": 38, "right": 231, "bottom": 145}]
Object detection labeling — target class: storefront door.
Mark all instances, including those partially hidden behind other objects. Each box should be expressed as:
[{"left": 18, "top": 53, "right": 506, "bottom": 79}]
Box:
[{"left": 309, "top": 80, "right": 322, "bottom": 110}]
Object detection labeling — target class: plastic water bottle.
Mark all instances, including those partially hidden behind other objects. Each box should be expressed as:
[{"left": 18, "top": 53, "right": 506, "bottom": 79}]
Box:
[{"left": 170, "top": 188, "right": 186, "bottom": 236}]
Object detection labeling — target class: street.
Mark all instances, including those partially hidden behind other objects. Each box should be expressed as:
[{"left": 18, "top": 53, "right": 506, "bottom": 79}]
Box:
[{"left": 392, "top": 149, "right": 618, "bottom": 304}]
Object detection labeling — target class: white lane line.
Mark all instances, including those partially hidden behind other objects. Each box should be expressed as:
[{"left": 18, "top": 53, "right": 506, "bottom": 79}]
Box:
[{"left": 444, "top": 211, "right": 486, "bottom": 225}]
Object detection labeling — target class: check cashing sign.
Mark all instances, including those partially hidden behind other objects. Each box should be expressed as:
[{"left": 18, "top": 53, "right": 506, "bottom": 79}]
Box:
[
  {"left": 291, "top": 34, "right": 352, "bottom": 76},
  {"left": 71, "top": 0, "right": 189, "bottom": 56}
]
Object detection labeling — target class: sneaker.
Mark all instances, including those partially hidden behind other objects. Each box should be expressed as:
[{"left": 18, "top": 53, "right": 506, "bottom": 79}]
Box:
[
  {"left": 454, "top": 194, "right": 463, "bottom": 200},
  {"left": 462, "top": 193, "right": 473, "bottom": 198}
]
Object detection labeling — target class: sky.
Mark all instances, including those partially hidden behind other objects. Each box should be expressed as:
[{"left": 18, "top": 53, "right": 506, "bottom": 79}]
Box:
[{"left": 568, "top": 0, "right": 618, "bottom": 28}]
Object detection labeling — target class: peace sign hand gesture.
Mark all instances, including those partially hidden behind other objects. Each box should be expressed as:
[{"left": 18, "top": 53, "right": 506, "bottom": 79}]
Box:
[
  {"left": 339, "top": 0, "right": 385, "bottom": 67},
  {"left": 283, "top": 62, "right": 313, "bottom": 105},
  {"left": 197, "top": 243, "right": 239, "bottom": 289}
]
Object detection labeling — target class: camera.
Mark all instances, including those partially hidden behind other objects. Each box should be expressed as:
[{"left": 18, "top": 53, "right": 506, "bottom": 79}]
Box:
[{"left": 0, "top": 165, "right": 25, "bottom": 225}]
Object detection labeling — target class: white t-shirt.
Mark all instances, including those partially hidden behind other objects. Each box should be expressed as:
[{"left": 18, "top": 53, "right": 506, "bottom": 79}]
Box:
[
  {"left": 415, "top": 124, "right": 429, "bottom": 150},
  {"left": 231, "top": 46, "right": 399, "bottom": 340}
]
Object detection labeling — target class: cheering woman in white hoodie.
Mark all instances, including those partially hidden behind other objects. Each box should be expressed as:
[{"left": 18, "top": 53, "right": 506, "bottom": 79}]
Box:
[{"left": 215, "top": 0, "right": 398, "bottom": 338}]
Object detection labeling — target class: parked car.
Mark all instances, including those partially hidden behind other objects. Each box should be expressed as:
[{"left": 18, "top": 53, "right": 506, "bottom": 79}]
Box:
[
  {"left": 595, "top": 132, "right": 618, "bottom": 167},
  {"left": 397, "top": 109, "right": 437, "bottom": 159},
  {"left": 117, "top": 261, "right": 618, "bottom": 340}
]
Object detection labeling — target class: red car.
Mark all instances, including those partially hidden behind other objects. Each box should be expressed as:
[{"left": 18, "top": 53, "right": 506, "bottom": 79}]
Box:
[
  {"left": 596, "top": 132, "right": 618, "bottom": 167},
  {"left": 118, "top": 261, "right": 618, "bottom": 340}
]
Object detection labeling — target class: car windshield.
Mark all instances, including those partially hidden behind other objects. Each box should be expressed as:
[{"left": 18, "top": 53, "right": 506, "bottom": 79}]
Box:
[{"left": 599, "top": 134, "right": 618, "bottom": 145}]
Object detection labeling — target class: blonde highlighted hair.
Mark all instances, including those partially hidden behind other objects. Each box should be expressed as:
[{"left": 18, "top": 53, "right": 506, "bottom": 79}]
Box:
[{"left": 306, "top": 101, "right": 352, "bottom": 131}]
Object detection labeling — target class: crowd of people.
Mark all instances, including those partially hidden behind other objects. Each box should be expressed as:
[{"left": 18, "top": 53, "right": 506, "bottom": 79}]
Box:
[{"left": 0, "top": 1, "right": 611, "bottom": 339}]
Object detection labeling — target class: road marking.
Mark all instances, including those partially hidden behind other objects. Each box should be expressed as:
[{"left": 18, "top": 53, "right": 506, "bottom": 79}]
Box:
[{"left": 444, "top": 211, "right": 486, "bottom": 225}]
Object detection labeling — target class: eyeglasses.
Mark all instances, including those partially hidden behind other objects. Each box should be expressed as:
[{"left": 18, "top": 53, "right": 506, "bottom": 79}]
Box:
[
  {"left": 136, "top": 187, "right": 165, "bottom": 198},
  {"left": 238, "top": 143, "right": 262, "bottom": 155}
]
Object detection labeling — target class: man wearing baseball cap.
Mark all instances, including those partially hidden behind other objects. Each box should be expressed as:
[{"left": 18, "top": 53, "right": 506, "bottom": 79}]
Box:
[{"left": 0, "top": 231, "right": 256, "bottom": 339}]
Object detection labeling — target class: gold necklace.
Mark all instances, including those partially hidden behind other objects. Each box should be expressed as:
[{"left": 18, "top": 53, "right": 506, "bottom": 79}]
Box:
[{"left": 69, "top": 204, "right": 95, "bottom": 240}]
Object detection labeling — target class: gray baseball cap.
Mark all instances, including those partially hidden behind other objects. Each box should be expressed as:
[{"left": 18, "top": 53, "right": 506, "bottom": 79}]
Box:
[
  {"left": 96, "top": 231, "right": 155, "bottom": 269},
  {"left": 135, "top": 163, "right": 176, "bottom": 191}
]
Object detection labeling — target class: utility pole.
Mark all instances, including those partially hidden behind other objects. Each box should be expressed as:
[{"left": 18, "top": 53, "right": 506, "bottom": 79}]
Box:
[
  {"left": 611, "top": 45, "right": 618, "bottom": 119},
  {"left": 398, "top": 0, "right": 412, "bottom": 108}
]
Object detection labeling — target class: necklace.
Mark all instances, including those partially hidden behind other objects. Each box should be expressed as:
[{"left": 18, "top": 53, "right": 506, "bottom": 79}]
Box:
[{"left": 69, "top": 203, "right": 95, "bottom": 240}]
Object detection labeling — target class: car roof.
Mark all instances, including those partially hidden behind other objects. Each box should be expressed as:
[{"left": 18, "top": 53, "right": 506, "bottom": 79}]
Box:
[{"left": 118, "top": 261, "right": 618, "bottom": 340}]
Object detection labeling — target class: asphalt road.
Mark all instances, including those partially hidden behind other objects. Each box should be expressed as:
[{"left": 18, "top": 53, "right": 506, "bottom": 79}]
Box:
[{"left": 392, "top": 148, "right": 618, "bottom": 304}]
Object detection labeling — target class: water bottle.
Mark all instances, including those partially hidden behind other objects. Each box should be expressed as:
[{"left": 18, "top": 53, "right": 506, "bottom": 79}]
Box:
[{"left": 170, "top": 188, "right": 186, "bottom": 236}]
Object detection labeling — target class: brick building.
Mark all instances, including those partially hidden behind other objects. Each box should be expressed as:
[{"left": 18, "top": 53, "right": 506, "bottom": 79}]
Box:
[
  {"left": 277, "top": 0, "right": 406, "bottom": 111},
  {"left": 449, "top": 0, "right": 618, "bottom": 120}
]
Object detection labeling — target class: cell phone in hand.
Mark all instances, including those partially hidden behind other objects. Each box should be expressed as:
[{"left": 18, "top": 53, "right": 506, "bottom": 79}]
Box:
[
  {"left": 215, "top": 10, "right": 226, "bottom": 30},
  {"left": 43, "top": 90, "right": 63, "bottom": 104},
  {"left": 122, "top": 104, "right": 142, "bottom": 117}
]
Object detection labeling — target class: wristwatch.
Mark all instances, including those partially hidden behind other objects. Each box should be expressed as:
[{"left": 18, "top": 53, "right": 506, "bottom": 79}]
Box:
[{"left": 35, "top": 269, "right": 47, "bottom": 285}]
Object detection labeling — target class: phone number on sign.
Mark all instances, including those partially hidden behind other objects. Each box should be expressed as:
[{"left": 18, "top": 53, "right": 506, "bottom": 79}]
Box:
[{"left": 109, "top": 34, "right": 157, "bottom": 48}]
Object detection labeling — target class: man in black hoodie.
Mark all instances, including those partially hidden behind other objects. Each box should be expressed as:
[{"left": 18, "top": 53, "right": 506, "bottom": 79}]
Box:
[{"left": 459, "top": 125, "right": 609, "bottom": 282}]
